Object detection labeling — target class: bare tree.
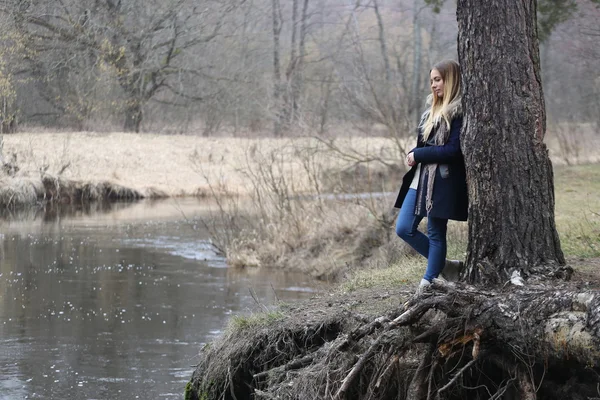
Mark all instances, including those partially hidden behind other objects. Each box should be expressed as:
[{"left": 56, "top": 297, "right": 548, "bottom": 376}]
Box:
[
  {"left": 373, "top": 0, "right": 391, "bottom": 84},
  {"left": 0, "top": 0, "right": 595, "bottom": 135},
  {"left": 271, "top": 0, "right": 284, "bottom": 136},
  {"left": 6, "top": 0, "right": 231, "bottom": 132},
  {"left": 410, "top": 0, "right": 423, "bottom": 126}
]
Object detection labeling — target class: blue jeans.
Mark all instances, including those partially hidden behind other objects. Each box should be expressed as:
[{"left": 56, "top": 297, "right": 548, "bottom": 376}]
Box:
[{"left": 395, "top": 189, "right": 448, "bottom": 282}]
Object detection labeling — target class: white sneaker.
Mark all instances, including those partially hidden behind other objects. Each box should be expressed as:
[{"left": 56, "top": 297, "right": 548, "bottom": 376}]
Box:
[{"left": 415, "top": 279, "right": 431, "bottom": 296}]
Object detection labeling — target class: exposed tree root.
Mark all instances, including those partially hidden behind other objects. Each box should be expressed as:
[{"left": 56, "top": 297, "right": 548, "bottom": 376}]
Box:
[{"left": 188, "top": 280, "right": 600, "bottom": 400}]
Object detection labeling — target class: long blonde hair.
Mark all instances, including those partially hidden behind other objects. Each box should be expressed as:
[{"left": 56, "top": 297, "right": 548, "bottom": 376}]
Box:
[{"left": 421, "top": 60, "right": 462, "bottom": 141}]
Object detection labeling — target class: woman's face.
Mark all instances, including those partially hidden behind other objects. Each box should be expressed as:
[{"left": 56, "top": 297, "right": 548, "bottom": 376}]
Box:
[{"left": 430, "top": 69, "right": 444, "bottom": 99}]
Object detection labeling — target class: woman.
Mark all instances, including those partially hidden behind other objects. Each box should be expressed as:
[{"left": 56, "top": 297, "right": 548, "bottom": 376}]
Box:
[{"left": 394, "top": 59, "right": 468, "bottom": 291}]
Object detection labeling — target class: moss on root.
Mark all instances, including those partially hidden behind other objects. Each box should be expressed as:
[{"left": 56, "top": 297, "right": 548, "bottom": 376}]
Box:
[
  {"left": 226, "top": 311, "right": 286, "bottom": 334},
  {"left": 184, "top": 382, "right": 193, "bottom": 400}
]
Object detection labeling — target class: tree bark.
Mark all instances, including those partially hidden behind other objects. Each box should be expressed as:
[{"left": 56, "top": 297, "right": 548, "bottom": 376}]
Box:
[
  {"left": 271, "top": 0, "right": 283, "bottom": 136},
  {"left": 124, "top": 101, "right": 143, "bottom": 133},
  {"left": 373, "top": 0, "right": 391, "bottom": 84},
  {"left": 457, "top": 0, "right": 567, "bottom": 285},
  {"left": 0, "top": 134, "right": 4, "bottom": 166},
  {"left": 411, "top": 0, "right": 423, "bottom": 128}
]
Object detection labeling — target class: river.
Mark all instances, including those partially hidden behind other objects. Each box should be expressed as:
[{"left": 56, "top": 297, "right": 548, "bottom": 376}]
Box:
[{"left": 0, "top": 199, "right": 321, "bottom": 399}]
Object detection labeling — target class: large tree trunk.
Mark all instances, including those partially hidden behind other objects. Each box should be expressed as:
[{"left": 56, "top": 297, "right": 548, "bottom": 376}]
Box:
[
  {"left": 457, "top": 0, "right": 567, "bottom": 285},
  {"left": 410, "top": 0, "right": 423, "bottom": 128}
]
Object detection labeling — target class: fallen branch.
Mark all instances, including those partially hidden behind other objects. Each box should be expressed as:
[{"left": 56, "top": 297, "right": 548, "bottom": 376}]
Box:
[
  {"left": 437, "top": 358, "right": 478, "bottom": 394},
  {"left": 335, "top": 297, "right": 448, "bottom": 400},
  {"left": 374, "top": 354, "right": 399, "bottom": 391}
]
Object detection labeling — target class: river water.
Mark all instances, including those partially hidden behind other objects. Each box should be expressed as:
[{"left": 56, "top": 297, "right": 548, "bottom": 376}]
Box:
[{"left": 0, "top": 199, "right": 320, "bottom": 400}]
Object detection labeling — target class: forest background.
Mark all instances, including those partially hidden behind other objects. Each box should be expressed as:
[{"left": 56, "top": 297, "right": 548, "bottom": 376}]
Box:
[{"left": 0, "top": 0, "right": 597, "bottom": 137}]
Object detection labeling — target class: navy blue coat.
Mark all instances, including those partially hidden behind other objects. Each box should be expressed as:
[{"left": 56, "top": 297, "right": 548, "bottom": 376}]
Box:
[{"left": 393, "top": 117, "right": 468, "bottom": 221}]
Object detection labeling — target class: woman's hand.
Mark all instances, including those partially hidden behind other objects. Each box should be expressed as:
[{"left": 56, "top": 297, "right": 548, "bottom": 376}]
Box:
[{"left": 406, "top": 152, "right": 416, "bottom": 167}]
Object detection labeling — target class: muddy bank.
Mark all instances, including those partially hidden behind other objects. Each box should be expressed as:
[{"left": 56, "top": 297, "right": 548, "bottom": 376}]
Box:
[
  {"left": 0, "top": 174, "right": 167, "bottom": 208},
  {"left": 186, "top": 287, "right": 410, "bottom": 400},
  {"left": 186, "top": 277, "right": 600, "bottom": 400}
]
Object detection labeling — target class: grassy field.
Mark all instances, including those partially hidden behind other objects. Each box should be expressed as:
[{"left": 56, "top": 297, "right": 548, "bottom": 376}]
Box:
[{"left": 554, "top": 164, "right": 600, "bottom": 258}]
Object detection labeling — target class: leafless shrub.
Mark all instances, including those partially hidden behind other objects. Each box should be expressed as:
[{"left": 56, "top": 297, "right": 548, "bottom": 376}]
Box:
[{"left": 188, "top": 139, "right": 413, "bottom": 280}]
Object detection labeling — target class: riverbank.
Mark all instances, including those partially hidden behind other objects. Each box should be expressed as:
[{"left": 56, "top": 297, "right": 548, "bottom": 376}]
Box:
[
  {"left": 184, "top": 160, "right": 600, "bottom": 399},
  {"left": 201, "top": 163, "right": 600, "bottom": 283},
  {"left": 186, "top": 259, "right": 600, "bottom": 400},
  {"left": 2, "top": 132, "right": 600, "bottom": 283}
]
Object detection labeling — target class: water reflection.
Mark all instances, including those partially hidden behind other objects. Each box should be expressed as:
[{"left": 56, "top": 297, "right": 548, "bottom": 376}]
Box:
[
  {"left": 0, "top": 199, "right": 320, "bottom": 399},
  {"left": 0, "top": 201, "right": 119, "bottom": 223},
  {"left": 0, "top": 197, "right": 223, "bottom": 227}
]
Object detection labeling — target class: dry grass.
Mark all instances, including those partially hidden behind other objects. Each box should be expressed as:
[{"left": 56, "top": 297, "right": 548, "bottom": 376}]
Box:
[
  {"left": 2, "top": 132, "right": 409, "bottom": 200},
  {"left": 224, "top": 198, "right": 395, "bottom": 281},
  {"left": 0, "top": 176, "right": 44, "bottom": 207},
  {"left": 546, "top": 122, "right": 600, "bottom": 166}
]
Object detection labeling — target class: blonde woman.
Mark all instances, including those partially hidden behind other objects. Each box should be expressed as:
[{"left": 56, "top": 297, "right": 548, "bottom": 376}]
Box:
[{"left": 394, "top": 60, "right": 468, "bottom": 291}]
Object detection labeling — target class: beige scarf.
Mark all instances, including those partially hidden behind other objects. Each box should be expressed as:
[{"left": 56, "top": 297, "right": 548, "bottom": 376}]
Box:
[{"left": 421, "top": 97, "right": 462, "bottom": 213}]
